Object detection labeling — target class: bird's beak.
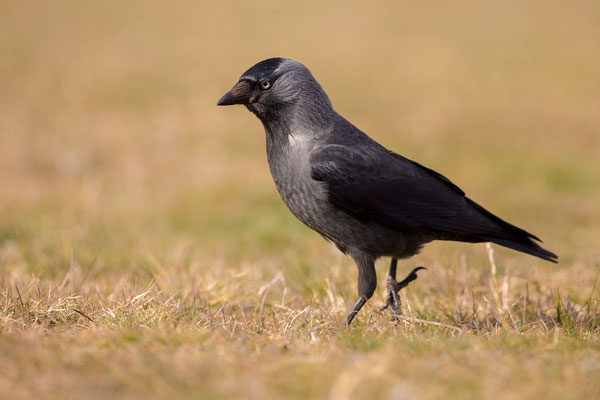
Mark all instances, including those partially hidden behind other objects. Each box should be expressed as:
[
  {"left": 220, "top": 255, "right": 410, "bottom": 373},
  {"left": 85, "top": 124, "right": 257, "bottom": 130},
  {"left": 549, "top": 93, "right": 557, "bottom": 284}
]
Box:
[{"left": 216, "top": 80, "right": 254, "bottom": 106}]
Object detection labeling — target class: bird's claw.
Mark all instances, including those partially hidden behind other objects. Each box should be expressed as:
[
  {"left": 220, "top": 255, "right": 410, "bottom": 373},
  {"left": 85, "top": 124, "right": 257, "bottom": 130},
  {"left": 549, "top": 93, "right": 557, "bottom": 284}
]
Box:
[{"left": 380, "top": 266, "right": 426, "bottom": 321}]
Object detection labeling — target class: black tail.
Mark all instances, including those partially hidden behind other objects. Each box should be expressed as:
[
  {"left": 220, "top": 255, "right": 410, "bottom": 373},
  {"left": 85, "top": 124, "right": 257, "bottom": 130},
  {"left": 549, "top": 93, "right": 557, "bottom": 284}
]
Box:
[
  {"left": 484, "top": 236, "right": 558, "bottom": 263},
  {"left": 467, "top": 199, "right": 558, "bottom": 263}
]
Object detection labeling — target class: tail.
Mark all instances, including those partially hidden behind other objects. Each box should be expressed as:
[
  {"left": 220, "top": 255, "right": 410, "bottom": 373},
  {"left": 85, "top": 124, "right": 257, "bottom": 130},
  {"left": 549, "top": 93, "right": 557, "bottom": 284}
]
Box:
[
  {"left": 484, "top": 236, "right": 558, "bottom": 263},
  {"left": 468, "top": 199, "right": 558, "bottom": 263}
]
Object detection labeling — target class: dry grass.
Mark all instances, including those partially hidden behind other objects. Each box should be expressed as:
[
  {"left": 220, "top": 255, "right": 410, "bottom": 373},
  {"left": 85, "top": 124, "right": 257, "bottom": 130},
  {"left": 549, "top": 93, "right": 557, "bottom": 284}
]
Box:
[{"left": 1, "top": 1, "right": 600, "bottom": 399}]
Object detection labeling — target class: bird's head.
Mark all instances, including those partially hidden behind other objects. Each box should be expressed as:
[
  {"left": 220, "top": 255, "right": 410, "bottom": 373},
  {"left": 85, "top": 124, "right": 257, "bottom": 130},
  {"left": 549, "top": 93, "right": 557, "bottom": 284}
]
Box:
[{"left": 217, "top": 58, "right": 333, "bottom": 123}]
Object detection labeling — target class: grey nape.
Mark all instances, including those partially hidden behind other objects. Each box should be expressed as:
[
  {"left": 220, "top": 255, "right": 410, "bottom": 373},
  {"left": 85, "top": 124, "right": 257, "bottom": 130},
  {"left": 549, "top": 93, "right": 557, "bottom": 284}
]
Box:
[{"left": 217, "top": 57, "right": 557, "bottom": 325}]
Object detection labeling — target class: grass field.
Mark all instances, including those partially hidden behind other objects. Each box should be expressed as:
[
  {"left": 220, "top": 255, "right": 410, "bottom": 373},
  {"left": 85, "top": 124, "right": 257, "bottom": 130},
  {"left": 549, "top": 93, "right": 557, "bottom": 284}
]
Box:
[{"left": 1, "top": 1, "right": 599, "bottom": 399}]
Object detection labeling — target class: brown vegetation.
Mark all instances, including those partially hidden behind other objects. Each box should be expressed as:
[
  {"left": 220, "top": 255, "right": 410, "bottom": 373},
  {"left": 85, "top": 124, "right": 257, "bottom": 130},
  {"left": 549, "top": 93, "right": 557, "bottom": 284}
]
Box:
[{"left": 1, "top": 1, "right": 599, "bottom": 399}]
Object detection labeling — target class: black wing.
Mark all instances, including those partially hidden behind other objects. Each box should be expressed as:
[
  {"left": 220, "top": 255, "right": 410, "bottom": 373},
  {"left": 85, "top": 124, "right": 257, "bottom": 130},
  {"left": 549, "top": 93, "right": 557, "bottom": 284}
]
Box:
[{"left": 310, "top": 137, "right": 557, "bottom": 262}]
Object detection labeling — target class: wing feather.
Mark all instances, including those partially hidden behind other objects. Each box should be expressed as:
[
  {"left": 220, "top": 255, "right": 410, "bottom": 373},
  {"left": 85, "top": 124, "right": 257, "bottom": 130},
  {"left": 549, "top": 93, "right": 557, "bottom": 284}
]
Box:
[
  {"left": 308, "top": 117, "right": 557, "bottom": 263},
  {"left": 311, "top": 144, "right": 522, "bottom": 238}
]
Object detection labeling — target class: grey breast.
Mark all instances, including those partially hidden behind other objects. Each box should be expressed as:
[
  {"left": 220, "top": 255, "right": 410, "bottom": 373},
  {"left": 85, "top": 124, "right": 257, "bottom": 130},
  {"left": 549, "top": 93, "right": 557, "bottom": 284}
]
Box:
[
  {"left": 265, "top": 131, "right": 421, "bottom": 258},
  {"left": 266, "top": 132, "right": 329, "bottom": 232}
]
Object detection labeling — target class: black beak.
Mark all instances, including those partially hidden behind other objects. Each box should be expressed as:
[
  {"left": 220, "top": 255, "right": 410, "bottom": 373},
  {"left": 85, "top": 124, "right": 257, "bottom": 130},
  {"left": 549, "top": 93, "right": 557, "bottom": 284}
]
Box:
[{"left": 217, "top": 80, "right": 254, "bottom": 106}]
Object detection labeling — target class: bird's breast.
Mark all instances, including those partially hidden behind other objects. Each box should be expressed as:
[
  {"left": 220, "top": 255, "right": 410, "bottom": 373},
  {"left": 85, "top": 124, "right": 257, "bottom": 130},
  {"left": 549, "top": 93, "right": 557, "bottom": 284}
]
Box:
[
  {"left": 265, "top": 136, "right": 329, "bottom": 230},
  {"left": 264, "top": 134, "right": 426, "bottom": 258}
]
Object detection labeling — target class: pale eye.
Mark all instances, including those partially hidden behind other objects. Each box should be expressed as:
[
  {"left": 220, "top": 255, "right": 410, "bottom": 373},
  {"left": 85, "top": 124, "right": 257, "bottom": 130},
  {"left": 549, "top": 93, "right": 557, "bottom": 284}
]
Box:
[{"left": 260, "top": 80, "right": 271, "bottom": 90}]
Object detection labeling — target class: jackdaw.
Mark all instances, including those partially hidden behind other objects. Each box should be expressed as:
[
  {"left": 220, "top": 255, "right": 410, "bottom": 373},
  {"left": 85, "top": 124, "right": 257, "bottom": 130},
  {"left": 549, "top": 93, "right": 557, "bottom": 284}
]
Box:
[{"left": 217, "top": 57, "right": 557, "bottom": 325}]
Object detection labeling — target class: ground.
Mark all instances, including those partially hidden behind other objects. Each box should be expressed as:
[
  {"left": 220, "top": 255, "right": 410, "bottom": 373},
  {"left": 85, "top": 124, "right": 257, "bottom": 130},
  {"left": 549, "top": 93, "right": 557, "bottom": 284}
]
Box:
[{"left": 1, "top": 1, "right": 599, "bottom": 399}]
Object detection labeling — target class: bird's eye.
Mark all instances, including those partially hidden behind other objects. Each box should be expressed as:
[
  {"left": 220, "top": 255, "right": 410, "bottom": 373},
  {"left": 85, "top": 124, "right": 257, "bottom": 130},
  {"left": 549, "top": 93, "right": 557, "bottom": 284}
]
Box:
[{"left": 259, "top": 80, "right": 271, "bottom": 90}]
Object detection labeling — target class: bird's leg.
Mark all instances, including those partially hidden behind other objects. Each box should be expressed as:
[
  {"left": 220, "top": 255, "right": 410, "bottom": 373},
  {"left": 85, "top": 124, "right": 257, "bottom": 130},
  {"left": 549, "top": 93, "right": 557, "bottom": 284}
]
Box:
[
  {"left": 380, "top": 259, "right": 426, "bottom": 321},
  {"left": 343, "top": 297, "right": 366, "bottom": 326},
  {"left": 380, "top": 258, "right": 402, "bottom": 317},
  {"left": 343, "top": 252, "right": 377, "bottom": 326}
]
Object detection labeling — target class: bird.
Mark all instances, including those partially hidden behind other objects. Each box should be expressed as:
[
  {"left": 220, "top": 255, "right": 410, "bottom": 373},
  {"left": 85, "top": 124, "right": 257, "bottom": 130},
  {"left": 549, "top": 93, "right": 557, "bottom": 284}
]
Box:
[{"left": 217, "top": 57, "right": 558, "bottom": 326}]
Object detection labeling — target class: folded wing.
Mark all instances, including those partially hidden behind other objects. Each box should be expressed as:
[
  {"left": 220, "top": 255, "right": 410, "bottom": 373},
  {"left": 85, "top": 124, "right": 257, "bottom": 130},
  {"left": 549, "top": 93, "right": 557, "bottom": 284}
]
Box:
[{"left": 310, "top": 142, "right": 558, "bottom": 263}]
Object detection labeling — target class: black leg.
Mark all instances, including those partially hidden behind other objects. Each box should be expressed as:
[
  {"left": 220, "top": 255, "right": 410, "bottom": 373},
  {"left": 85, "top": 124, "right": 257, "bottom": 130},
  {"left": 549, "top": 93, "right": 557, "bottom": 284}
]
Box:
[
  {"left": 380, "top": 258, "right": 401, "bottom": 316},
  {"left": 343, "top": 297, "right": 366, "bottom": 326},
  {"left": 388, "top": 258, "right": 398, "bottom": 279},
  {"left": 343, "top": 252, "right": 377, "bottom": 326},
  {"left": 380, "top": 259, "right": 426, "bottom": 321}
]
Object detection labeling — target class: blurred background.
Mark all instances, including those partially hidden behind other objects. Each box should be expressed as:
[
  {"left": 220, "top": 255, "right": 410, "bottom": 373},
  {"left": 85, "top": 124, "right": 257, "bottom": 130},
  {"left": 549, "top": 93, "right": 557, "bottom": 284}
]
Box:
[
  {"left": 1, "top": 0, "right": 598, "bottom": 273},
  {"left": 1, "top": 1, "right": 600, "bottom": 399}
]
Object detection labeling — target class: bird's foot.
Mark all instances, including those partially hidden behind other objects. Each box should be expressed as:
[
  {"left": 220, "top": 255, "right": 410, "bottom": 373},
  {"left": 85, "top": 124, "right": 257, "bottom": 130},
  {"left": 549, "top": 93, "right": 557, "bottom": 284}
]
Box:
[{"left": 380, "top": 266, "right": 427, "bottom": 321}]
